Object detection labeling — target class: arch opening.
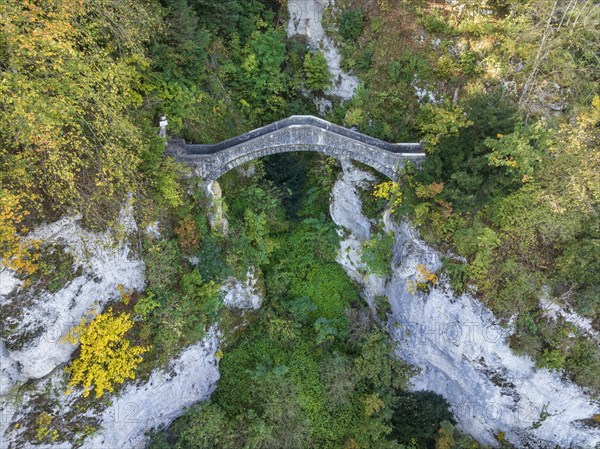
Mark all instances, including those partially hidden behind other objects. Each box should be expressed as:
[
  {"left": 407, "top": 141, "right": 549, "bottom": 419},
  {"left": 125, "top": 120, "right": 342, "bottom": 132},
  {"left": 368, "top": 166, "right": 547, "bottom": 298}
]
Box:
[{"left": 208, "top": 144, "right": 399, "bottom": 182}]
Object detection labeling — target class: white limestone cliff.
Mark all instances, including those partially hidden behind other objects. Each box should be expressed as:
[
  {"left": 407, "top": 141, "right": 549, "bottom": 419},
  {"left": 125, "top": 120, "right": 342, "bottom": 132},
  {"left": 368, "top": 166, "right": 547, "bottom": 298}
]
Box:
[
  {"left": 0, "top": 212, "right": 262, "bottom": 449},
  {"left": 329, "top": 160, "right": 600, "bottom": 448},
  {"left": 287, "top": 0, "right": 359, "bottom": 108},
  {"left": 0, "top": 213, "right": 144, "bottom": 394}
]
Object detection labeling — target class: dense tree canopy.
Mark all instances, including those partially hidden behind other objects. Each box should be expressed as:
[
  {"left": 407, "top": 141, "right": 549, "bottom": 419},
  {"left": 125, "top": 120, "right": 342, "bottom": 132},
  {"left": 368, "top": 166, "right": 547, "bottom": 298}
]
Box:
[{"left": 1, "top": 0, "right": 598, "bottom": 447}]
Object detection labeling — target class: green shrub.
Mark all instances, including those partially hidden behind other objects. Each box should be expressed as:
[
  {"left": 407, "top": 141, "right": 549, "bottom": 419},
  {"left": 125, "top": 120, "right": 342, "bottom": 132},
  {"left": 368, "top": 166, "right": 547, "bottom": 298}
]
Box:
[
  {"left": 303, "top": 51, "right": 332, "bottom": 92},
  {"left": 374, "top": 295, "right": 391, "bottom": 321},
  {"left": 194, "top": 234, "right": 229, "bottom": 281},
  {"left": 388, "top": 50, "right": 432, "bottom": 84},
  {"left": 572, "top": 286, "right": 600, "bottom": 319},
  {"left": 143, "top": 238, "right": 183, "bottom": 291},
  {"left": 391, "top": 391, "right": 455, "bottom": 448},
  {"left": 338, "top": 8, "right": 365, "bottom": 41},
  {"left": 416, "top": 92, "right": 518, "bottom": 212},
  {"left": 133, "top": 292, "right": 161, "bottom": 321},
  {"left": 313, "top": 317, "right": 349, "bottom": 345},
  {"left": 441, "top": 258, "right": 468, "bottom": 295},
  {"left": 418, "top": 8, "right": 454, "bottom": 35},
  {"left": 361, "top": 232, "right": 395, "bottom": 277},
  {"left": 566, "top": 338, "right": 600, "bottom": 394},
  {"left": 25, "top": 244, "right": 79, "bottom": 293},
  {"left": 537, "top": 349, "right": 567, "bottom": 371},
  {"left": 516, "top": 313, "right": 538, "bottom": 335}
]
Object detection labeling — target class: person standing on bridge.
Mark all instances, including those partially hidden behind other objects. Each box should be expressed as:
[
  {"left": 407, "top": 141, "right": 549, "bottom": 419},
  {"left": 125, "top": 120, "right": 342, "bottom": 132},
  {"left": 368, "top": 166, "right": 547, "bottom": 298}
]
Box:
[{"left": 159, "top": 114, "right": 168, "bottom": 138}]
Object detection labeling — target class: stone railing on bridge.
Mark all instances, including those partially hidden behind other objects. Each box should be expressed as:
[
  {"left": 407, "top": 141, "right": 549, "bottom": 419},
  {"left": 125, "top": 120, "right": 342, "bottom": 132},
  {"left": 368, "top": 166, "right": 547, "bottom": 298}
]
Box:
[{"left": 166, "top": 115, "right": 425, "bottom": 181}]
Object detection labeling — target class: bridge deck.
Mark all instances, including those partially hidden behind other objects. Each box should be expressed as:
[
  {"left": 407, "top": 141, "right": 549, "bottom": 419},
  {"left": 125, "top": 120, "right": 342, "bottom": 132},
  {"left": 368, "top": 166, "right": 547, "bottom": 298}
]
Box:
[
  {"left": 166, "top": 115, "right": 425, "bottom": 181},
  {"left": 167, "top": 115, "right": 423, "bottom": 156}
]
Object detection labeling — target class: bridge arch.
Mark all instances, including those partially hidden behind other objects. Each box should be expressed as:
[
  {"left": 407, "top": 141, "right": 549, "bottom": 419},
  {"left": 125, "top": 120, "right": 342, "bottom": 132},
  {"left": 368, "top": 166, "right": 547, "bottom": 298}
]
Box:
[{"left": 166, "top": 116, "right": 425, "bottom": 182}]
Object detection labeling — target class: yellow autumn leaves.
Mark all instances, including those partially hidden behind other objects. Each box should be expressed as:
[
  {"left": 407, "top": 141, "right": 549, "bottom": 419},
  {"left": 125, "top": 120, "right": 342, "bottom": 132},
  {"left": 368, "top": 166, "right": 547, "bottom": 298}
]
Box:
[
  {"left": 0, "top": 190, "right": 40, "bottom": 275},
  {"left": 407, "top": 264, "right": 438, "bottom": 295},
  {"left": 1, "top": 0, "right": 154, "bottom": 274},
  {"left": 373, "top": 181, "right": 403, "bottom": 213},
  {"left": 63, "top": 308, "right": 149, "bottom": 398}
]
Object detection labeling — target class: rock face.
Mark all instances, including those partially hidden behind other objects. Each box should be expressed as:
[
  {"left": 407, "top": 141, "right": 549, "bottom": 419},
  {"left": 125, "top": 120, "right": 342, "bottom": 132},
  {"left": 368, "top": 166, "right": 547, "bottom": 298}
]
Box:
[
  {"left": 83, "top": 329, "right": 220, "bottom": 449},
  {"left": 287, "top": 0, "right": 359, "bottom": 102},
  {"left": 330, "top": 160, "right": 375, "bottom": 241},
  {"left": 0, "top": 331, "right": 220, "bottom": 449},
  {"left": 0, "top": 214, "right": 145, "bottom": 394},
  {"left": 330, "top": 160, "right": 387, "bottom": 307},
  {"left": 206, "top": 180, "right": 229, "bottom": 235},
  {"left": 221, "top": 269, "right": 263, "bottom": 310},
  {"left": 329, "top": 161, "right": 600, "bottom": 448},
  {"left": 0, "top": 212, "right": 263, "bottom": 449}
]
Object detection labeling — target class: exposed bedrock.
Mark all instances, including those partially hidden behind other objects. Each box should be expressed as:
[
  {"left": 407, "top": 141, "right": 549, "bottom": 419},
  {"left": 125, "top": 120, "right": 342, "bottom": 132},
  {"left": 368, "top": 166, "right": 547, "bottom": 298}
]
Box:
[{"left": 329, "top": 160, "right": 600, "bottom": 448}]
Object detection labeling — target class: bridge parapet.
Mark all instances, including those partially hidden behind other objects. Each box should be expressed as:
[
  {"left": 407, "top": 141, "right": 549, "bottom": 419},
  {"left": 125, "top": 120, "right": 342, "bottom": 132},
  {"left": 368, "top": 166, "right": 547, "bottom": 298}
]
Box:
[{"left": 167, "top": 115, "right": 425, "bottom": 181}]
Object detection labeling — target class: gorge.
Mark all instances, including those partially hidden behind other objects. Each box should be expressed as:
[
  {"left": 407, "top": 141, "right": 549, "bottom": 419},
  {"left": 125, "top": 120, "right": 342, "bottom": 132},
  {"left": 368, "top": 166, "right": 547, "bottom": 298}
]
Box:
[{"left": 1, "top": 0, "right": 599, "bottom": 447}]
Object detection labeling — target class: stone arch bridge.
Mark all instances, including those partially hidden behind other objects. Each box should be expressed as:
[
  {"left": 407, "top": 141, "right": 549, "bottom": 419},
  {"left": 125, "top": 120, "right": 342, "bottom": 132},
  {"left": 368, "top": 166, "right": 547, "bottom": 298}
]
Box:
[{"left": 166, "top": 115, "right": 425, "bottom": 182}]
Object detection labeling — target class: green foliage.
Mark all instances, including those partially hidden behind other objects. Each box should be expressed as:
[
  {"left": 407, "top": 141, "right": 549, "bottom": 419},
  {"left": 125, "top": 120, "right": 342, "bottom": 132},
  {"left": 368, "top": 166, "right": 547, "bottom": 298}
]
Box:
[
  {"left": 25, "top": 244, "right": 79, "bottom": 294},
  {"left": 297, "top": 156, "right": 340, "bottom": 218},
  {"left": 268, "top": 218, "right": 357, "bottom": 318},
  {"left": 313, "top": 317, "right": 349, "bottom": 346},
  {"left": 180, "top": 269, "right": 222, "bottom": 320},
  {"left": 565, "top": 337, "right": 600, "bottom": 391},
  {"left": 361, "top": 232, "right": 395, "bottom": 277},
  {"left": 353, "top": 330, "right": 411, "bottom": 392},
  {"left": 142, "top": 0, "right": 315, "bottom": 144},
  {"left": 138, "top": 265, "right": 222, "bottom": 368},
  {"left": 417, "top": 92, "right": 519, "bottom": 211},
  {"left": 159, "top": 312, "right": 411, "bottom": 448},
  {"left": 143, "top": 239, "right": 183, "bottom": 291},
  {"left": 407, "top": 92, "right": 598, "bottom": 393},
  {"left": 388, "top": 49, "right": 432, "bottom": 84},
  {"left": 434, "top": 420, "right": 485, "bottom": 449},
  {"left": 555, "top": 232, "right": 600, "bottom": 291},
  {"left": 189, "top": 0, "right": 264, "bottom": 37},
  {"left": 391, "top": 392, "right": 455, "bottom": 449},
  {"left": 194, "top": 234, "right": 229, "bottom": 282},
  {"left": 231, "top": 27, "right": 289, "bottom": 124},
  {"left": 320, "top": 352, "right": 355, "bottom": 406},
  {"left": 417, "top": 102, "right": 473, "bottom": 151},
  {"left": 417, "top": 7, "right": 455, "bottom": 35},
  {"left": 537, "top": 348, "right": 567, "bottom": 371},
  {"left": 149, "top": 0, "right": 210, "bottom": 84},
  {"left": 133, "top": 292, "right": 161, "bottom": 321},
  {"left": 220, "top": 171, "right": 286, "bottom": 275},
  {"left": 263, "top": 152, "right": 309, "bottom": 218},
  {"left": 228, "top": 209, "right": 277, "bottom": 273},
  {"left": 338, "top": 8, "right": 365, "bottom": 41},
  {"left": 441, "top": 258, "right": 469, "bottom": 296},
  {"left": 136, "top": 182, "right": 226, "bottom": 367},
  {"left": 571, "top": 286, "right": 600, "bottom": 319},
  {"left": 142, "top": 141, "right": 188, "bottom": 209},
  {"left": 303, "top": 51, "right": 332, "bottom": 92},
  {"left": 485, "top": 121, "right": 551, "bottom": 183},
  {"left": 340, "top": 40, "right": 375, "bottom": 74},
  {"left": 468, "top": 227, "right": 500, "bottom": 284},
  {"left": 150, "top": 164, "right": 419, "bottom": 449}
]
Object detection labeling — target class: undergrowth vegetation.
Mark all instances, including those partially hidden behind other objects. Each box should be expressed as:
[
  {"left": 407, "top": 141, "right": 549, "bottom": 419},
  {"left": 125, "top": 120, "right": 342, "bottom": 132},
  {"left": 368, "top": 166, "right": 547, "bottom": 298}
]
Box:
[
  {"left": 1, "top": 0, "right": 598, "bottom": 446},
  {"left": 323, "top": 0, "right": 599, "bottom": 394},
  {"left": 149, "top": 153, "right": 484, "bottom": 449}
]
